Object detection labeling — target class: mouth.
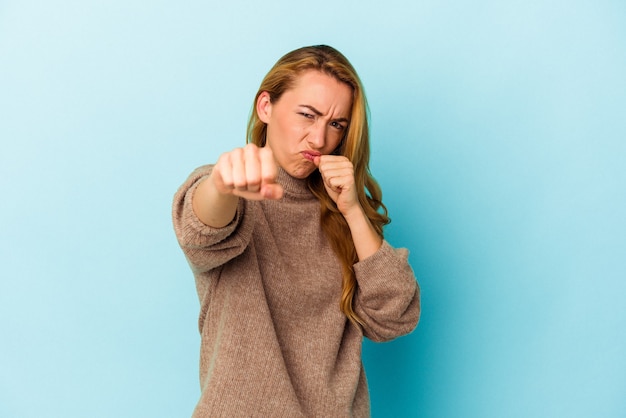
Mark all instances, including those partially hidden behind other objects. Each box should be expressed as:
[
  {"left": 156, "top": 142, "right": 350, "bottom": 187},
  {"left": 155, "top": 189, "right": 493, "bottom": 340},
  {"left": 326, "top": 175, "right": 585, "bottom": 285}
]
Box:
[{"left": 301, "top": 150, "right": 321, "bottom": 162}]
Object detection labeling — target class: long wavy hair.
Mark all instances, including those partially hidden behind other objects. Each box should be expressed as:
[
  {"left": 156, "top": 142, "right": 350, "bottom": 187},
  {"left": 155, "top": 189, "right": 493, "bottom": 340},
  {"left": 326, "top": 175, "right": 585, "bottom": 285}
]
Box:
[{"left": 247, "top": 45, "right": 390, "bottom": 327}]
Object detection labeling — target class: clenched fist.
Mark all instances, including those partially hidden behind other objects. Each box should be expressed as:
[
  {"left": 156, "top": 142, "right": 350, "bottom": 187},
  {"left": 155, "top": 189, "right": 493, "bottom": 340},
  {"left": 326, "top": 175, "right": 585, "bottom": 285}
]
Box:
[
  {"left": 212, "top": 144, "right": 284, "bottom": 201},
  {"left": 314, "top": 155, "right": 359, "bottom": 217}
]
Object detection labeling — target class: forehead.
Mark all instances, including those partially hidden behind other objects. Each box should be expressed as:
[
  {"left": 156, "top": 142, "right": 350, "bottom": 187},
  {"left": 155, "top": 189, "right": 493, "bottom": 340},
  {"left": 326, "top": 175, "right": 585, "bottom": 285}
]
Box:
[{"left": 284, "top": 70, "right": 353, "bottom": 113}]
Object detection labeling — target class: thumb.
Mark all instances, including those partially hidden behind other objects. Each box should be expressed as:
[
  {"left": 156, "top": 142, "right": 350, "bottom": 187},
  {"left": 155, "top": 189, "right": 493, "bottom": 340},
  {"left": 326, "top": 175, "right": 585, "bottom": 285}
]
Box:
[{"left": 261, "top": 183, "right": 284, "bottom": 200}]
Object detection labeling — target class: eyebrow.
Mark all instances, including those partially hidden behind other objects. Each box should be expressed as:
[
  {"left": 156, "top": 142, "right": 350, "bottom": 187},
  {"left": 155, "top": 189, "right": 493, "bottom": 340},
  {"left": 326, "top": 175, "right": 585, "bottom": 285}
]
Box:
[{"left": 299, "top": 104, "right": 349, "bottom": 124}]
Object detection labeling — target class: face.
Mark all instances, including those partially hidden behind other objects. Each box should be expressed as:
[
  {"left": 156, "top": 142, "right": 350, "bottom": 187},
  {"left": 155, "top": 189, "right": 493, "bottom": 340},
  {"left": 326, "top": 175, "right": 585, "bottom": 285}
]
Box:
[{"left": 257, "top": 70, "right": 353, "bottom": 179}]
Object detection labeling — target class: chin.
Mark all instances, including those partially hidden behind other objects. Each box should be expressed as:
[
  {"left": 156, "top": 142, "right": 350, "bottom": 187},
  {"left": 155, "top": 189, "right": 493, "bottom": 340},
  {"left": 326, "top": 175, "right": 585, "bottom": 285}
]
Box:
[
  {"left": 286, "top": 163, "right": 315, "bottom": 179},
  {"left": 289, "top": 170, "right": 312, "bottom": 179}
]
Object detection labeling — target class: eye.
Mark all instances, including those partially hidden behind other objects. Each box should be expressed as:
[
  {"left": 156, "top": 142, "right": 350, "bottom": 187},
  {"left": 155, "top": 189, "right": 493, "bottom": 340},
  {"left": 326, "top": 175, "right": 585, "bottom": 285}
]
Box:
[
  {"left": 330, "top": 121, "right": 345, "bottom": 130},
  {"left": 299, "top": 112, "right": 314, "bottom": 119}
]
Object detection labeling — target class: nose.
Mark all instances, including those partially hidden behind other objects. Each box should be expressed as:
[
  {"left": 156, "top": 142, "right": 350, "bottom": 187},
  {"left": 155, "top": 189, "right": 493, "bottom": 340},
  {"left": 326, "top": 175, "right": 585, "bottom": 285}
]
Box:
[{"left": 307, "top": 121, "right": 326, "bottom": 149}]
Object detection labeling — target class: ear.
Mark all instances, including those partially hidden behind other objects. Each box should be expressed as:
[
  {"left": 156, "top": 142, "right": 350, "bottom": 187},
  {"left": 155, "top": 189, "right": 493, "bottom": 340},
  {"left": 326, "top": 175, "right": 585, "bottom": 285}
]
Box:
[{"left": 256, "top": 91, "right": 272, "bottom": 124}]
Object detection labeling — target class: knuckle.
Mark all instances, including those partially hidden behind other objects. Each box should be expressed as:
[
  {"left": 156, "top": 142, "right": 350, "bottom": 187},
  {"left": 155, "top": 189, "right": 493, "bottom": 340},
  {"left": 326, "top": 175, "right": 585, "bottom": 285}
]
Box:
[
  {"left": 229, "top": 147, "right": 244, "bottom": 161},
  {"left": 259, "top": 146, "right": 273, "bottom": 158},
  {"left": 247, "top": 174, "right": 261, "bottom": 186},
  {"left": 243, "top": 143, "right": 258, "bottom": 155},
  {"left": 233, "top": 180, "right": 247, "bottom": 189}
]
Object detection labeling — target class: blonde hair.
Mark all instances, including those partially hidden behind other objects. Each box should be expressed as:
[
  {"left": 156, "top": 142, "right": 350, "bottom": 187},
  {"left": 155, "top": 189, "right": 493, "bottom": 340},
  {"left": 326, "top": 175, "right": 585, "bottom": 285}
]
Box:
[{"left": 247, "top": 45, "right": 389, "bottom": 327}]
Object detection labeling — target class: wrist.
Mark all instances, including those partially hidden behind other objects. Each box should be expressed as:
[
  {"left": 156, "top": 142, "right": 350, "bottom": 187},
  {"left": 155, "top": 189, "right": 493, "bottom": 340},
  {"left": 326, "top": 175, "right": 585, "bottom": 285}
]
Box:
[
  {"left": 209, "top": 170, "right": 233, "bottom": 197},
  {"left": 341, "top": 203, "right": 366, "bottom": 224},
  {"left": 342, "top": 203, "right": 383, "bottom": 261}
]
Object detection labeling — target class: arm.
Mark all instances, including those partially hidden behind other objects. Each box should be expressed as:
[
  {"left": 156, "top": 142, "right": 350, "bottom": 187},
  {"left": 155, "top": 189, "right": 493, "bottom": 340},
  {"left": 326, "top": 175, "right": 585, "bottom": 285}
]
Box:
[
  {"left": 172, "top": 144, "right": 283, "bottom": 274},
  {"left": 192, "top": 175, "right": 239, "bottom": 228},
  {"left": 353, "top": 241, "right": 420, "bottom": 341},
  {"left": 172, "top": 166, "right": 251, "bottom": 274},
  {"left": 315, "top": 156, "right": 420, "bottom": 340},
  {"left": 342, "top": 205, "right": 383, "bottom": 261},
  {"left": 314, "top": 155, "right": 382, "bottom": 260}
]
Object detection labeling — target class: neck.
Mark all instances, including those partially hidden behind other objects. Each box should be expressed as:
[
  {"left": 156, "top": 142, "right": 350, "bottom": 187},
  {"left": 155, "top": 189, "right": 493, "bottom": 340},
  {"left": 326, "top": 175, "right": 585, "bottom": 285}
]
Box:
[{"left": 277, "top": 167, "right": 315, "bottom": 199}]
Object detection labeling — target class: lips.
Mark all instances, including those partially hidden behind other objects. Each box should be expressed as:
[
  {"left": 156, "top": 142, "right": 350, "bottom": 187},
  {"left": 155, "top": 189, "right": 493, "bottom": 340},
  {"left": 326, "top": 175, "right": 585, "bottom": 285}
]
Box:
[{"left": 301, "top": 150, "right": 321, "bottom": 162}]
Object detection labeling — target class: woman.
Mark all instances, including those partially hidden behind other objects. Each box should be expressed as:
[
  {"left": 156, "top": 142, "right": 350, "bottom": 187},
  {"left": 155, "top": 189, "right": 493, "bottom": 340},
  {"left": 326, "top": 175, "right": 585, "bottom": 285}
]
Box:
[{"left": 173, "top": 45, "right": 420, "bottom": 417}]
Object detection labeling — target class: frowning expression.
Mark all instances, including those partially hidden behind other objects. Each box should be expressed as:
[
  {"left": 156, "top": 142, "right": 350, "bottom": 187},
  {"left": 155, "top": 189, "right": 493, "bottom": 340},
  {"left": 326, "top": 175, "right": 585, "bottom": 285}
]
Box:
[{"left": 256, "top": 70, "right": 353, "bottom": 179}]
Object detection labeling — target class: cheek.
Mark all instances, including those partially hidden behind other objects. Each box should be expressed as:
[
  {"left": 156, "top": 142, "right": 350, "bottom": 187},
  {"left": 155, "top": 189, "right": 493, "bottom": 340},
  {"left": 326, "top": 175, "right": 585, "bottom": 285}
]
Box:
[
  {"left": 276, "top": 115, "right": 302, "bottom": 140},
  {"left": 266, "top": 122, "right": 296, "bottom": 155},
  {"left": 327, "top": 130, "right": 345, "bottom": 150}
]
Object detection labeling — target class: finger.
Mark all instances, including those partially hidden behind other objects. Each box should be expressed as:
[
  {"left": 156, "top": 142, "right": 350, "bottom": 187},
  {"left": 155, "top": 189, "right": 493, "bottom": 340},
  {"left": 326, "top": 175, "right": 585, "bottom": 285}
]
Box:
[
  {"left": 261, "top": 183, "right": 284, "bottom": 200},
  {"left": 319, "top": 162, "right": 355, "bottom": 194},
  {"left": 318, "top": 154, "right": 350, "bottom": 165},
  {"left": 328, "top": 175, "right": 348, "bottom": 191},
  {"left": 317, "top": 155, "right": 352, "bottom": 174},
  {"left": 243, "top": 144, "right": 261, "bottom": 193},
  {"left": 230, "top": 148, "right": 248, "bottom": 191},
  {"left": 319, "top": 164, "right": 354, "bottom": 183},
  {"left": 214, "top": 152, "right": 235, "bottom": 192},
  {"left": 259, "top": 146, "right": 278, "bottom": 185}
]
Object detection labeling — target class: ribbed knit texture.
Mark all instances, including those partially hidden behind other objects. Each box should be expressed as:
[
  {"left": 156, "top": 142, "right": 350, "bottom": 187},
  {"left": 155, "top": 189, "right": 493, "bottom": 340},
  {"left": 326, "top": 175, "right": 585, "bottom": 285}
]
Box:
[{"left": 172, "top": 165, "right": 420, "bottom": 417}]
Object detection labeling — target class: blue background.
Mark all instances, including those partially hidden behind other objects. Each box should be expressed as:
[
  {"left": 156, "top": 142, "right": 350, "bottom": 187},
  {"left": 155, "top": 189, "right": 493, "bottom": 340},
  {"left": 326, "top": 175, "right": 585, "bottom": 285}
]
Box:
[{"left": 1, "top": 1, "right": 625, "bottom": 417}]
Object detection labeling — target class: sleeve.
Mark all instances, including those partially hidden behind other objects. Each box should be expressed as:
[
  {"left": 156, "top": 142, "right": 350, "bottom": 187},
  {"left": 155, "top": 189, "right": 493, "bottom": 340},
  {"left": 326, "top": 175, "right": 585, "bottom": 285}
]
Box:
[
  {"left": 353, "top": 240, "right": 421, "bottom": 342},
  {"left": 171, "top": 165, "right": 256, "bottom": 274}
]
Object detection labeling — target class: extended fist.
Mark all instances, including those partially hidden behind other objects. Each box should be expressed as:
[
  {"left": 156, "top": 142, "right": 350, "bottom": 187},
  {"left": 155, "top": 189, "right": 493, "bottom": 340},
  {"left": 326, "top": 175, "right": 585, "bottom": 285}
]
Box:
[{"left": 211, "top": 144, "right": 284, "bottom": 201}]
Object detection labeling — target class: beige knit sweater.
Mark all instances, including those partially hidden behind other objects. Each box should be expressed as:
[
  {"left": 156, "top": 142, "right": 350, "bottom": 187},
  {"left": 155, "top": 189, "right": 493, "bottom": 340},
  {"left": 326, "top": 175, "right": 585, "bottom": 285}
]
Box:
[{"left": 172, "top": 165, "right": 420, "bottom": 417}]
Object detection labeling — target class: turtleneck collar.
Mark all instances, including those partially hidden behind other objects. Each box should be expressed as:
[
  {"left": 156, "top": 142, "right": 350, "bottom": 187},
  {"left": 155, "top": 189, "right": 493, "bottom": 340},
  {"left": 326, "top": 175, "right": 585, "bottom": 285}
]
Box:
[{"left": 276, "top": 166, "right": 316, "bottom": 199}]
